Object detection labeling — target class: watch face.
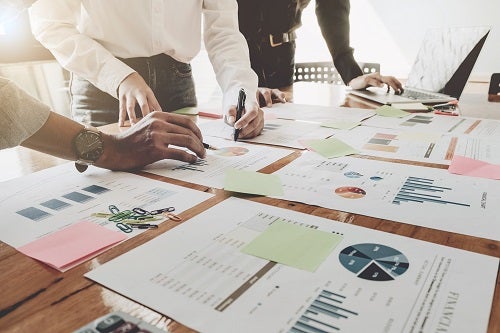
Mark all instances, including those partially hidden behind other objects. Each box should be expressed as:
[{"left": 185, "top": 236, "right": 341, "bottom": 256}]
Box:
[{"left": 75, "top": 130, "right": 104, "bottom": 161}]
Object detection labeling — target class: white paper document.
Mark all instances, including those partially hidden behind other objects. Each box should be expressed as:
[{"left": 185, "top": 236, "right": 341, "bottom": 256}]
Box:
[
  {"left": 262, "top": 103, "right": 376, "bottom": 123},
  {"left": 200, "top": 118, "right": 337, "bottom": 149},
  {"left": 333, "top": 126, "right": 500, "bottom": 164},
  {"left": 143, "top": 137, "right": 292, "bottom": 188},
  {"left": 272, "top": 153, "right": 500, "bottom": 241},
  {"left": 0, "top": 163, "right": 213, "bottom": 248},
  {"left": 86, "top": 198, "right": 498, "bottom": 333},
  {"left": 362, "top": 114, "right": 500, "bottom": 137}
]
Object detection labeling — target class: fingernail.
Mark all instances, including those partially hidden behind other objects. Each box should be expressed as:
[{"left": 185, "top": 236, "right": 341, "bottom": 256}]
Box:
[{"left": 227, "top": 115, "right": 235, "bottom": 124}]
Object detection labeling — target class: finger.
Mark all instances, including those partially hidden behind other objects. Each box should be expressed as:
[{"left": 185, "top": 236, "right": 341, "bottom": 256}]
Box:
[
  {"left": 234, "top": 107, "right": 258, "bottom": 130},
  {"left": 235, "top": 108, "right": 264, "bottom": 139},
  {"left": 162, "top": 147, "right": 200, "bottom": 163},
  {"left": 162, "top": 132, "right": 205, "bottom": 158},
  {"left": 137, "top": 96, "right": 151, "bottom": 118},
  {"left": 272, "top": 89, "right": 287, "bottom": 103},
  {"left": 365, "top": 77, "right": 384, "bottom": 88},
  {"left": 127, "top": 99, "right": 138, "bottom": 125},
  {"left": 163, "top": 112, "right": 203, "bottom": 141},
  {"left": 225, "top": 106, "right": 237, "bottom": 125},
  {"left": 119, "top": 98, "right": 127, "bottom": 127},
  {"left": 383, "top": 76, "right": 404, "bottom": 94},
  {"left": 261, "top": 89, "right": 273, "bottom": 107},
  {"left": 148, "top": 92, "right": 162, "bottom": 112},
  {"left": 242, "top": 115, "right": 264, "bottom": 139}
]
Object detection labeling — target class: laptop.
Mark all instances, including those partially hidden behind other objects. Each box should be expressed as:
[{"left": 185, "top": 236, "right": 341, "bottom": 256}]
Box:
[{"left": 349, "top": 26, "right": 490, "bottom": 104}]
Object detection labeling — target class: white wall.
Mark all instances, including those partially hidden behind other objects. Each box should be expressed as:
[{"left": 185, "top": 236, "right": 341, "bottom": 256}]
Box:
[{"left": 296, "top": 0, "right": 499, "bottom": 81}]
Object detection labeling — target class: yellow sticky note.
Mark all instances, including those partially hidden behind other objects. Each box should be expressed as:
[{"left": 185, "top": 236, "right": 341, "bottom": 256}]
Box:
[
  {"left": 172, "top": 107, "right": 199, "bottom": 115},
  {"left": 320, "top": 121, "right": 361, "bottom": 130},
  {"left": 375, "top": 105, "right": 410, "bottom": 118},
  {"left": 241, "top": 220, "right": 343, "bottom": 272},
  {"left": 224, "top": 169, "right": 284, "bottom": 196},
  {"left": 303, "top": 138, "right": 358, "bottom": 158}
]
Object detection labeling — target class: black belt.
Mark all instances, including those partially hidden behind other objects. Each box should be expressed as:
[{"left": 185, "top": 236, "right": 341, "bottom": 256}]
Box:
[{"left": 268, "top": 31, "right": 297, "bottom": 47}]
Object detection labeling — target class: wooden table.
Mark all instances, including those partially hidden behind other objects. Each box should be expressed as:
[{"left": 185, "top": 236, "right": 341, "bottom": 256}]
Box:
[{"left": 1, "top": 83, "right": 499, "bottom": 333}]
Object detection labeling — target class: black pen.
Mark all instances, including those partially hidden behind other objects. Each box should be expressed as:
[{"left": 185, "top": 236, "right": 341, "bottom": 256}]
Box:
[
  {"left": 233, "top": 88, "right": 246, "bottom": 141},
  {"left": 203, "top": 142, "right": 218, "bottom": 150}
]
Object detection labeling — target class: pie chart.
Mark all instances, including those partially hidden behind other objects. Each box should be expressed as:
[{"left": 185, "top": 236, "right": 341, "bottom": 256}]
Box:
[
  {"left": 335, "top": 186, "right": 366, "bottom": 199},
  {"left": 215, "top": 147, "right": 249, "bottom": 157},
  {"left": 339, "top": 243, "right": 409, "bottom": 281}
]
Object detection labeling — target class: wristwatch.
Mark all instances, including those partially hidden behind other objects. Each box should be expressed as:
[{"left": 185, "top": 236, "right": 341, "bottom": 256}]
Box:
[{"left": 73, "top": 126, "right": 104, "bottom": 172}]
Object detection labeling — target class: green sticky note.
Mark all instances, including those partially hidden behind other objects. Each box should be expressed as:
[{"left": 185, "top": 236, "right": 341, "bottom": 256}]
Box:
[
  {"left": 172, "top": 107, "right": 199, "bottom": 115},
  {"left": 303, "top": 138, "right": 358, "bottom": 158},
  {"left": 224, "top": 169, "right": 284, "bottom": 196},
  {"left": 375, "top": 105, "right": 409, "bottom": 118},
  {"left": 320, "top": 121, "right": 361, "bottom": 130},
  {"left": 241, "top": 220, "right": 343, "bottom": 272}
]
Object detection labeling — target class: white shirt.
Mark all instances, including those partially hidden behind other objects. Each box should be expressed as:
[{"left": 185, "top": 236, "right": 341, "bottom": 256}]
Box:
[{"left": 29, "top": 0, "right": 258, "bottom": 111}]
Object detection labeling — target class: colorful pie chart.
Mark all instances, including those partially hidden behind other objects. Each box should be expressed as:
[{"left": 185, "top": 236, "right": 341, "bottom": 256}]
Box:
[
  {"left": 215, "top": 147, "right": 249, "bottom": 157},
  {"left": 335, "top": 186, "right": 366, "bottom": 199}
]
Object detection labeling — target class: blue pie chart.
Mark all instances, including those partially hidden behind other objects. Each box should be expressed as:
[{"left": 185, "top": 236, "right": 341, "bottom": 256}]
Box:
[{"left": 339, "top": 243, "right": 409, "bottom": 281}]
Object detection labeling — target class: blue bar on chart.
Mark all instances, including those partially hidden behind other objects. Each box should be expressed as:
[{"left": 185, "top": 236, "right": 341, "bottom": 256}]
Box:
[
  {"left": 289, "top": 289, "right": 358, "bottom": 333},
  {"left": 392, "top": 176, "right": 470, "bottom": 207}
]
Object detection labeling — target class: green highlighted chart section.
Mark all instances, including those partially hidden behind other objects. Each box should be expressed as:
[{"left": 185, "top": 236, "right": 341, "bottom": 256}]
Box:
[{"left": 339, "top": 243, "right": 409, "bottom": 281}]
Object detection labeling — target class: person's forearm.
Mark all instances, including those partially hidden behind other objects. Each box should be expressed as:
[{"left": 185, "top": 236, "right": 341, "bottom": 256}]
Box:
[
  {"left": 20, "top": 112, "right": 83, "bottom": 160},
  {"left": 316, "top": 0, "right": 362, "bottom": 84}
]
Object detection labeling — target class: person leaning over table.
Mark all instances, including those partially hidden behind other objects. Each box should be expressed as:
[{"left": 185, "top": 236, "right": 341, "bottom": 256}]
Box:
[
  {"left": 236, "top": 0, "right": 404, "bottom": 106},
  {"left": 28, "top": 0, "right": 263, "bottom": 139},
  {"left": 0, "top": 76, "right": 207, "bottom": 172}
]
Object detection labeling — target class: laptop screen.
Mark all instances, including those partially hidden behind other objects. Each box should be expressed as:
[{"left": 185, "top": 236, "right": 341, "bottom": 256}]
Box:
[{"left": 405, "top": 26, "right": 490, "bottom": 96}]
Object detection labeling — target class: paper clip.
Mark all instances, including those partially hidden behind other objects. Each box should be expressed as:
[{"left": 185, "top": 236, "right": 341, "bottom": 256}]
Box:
[
  {"left": 108, "top": 210, "right": 133, "bottom": 222},
  {"left": 126, "top": 223, "right": 159, "bottom": 229},
  {"left": 116, "top": 222, "right": 133, "bottom": 233},
  {"left": 132, "top": 207, "right": 149, "bottom": 215},
  {"left": 150, "top": 207, "right": 175, "bottom": 215},
  {"left": 108, "top": 204, "right": 120, "bottom": 214},
  {"left": 163, "top": 212, "right": 182, "bottom": 222}
]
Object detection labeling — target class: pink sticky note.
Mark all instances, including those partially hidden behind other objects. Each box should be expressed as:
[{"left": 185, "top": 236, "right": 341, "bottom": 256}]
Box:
[
  {"left": 17, "top": 221, "right": 127, "bottom": 271},
  {"left": 448, "top": 155, "right": 500, "bottom": 180}
]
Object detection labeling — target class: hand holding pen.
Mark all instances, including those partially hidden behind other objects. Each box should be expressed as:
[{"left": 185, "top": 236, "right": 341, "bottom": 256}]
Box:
[
  {"left": 226, "top": 88, "right": 264, "bottom": 140},
  {"left": 234, "top": 89, "right": 246, "bottom": 141}
]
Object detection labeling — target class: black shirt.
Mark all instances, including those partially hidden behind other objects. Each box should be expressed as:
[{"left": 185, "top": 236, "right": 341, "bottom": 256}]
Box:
[{"left": 237, "top": 0, "right": 363, "bottom": 85}]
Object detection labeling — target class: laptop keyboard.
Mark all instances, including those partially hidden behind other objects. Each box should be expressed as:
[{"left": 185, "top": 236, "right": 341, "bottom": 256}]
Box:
[{"left": 401, "top": 89, "right": 442, "bottom": 100}]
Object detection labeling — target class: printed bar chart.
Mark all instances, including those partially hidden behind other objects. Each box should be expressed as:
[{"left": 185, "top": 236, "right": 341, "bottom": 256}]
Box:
[
  {"left": 392, "top": 177, "right": 470, "bottom": 206},
  {"left": 289, "top": 290, "right": 358, "bottom": 333}
]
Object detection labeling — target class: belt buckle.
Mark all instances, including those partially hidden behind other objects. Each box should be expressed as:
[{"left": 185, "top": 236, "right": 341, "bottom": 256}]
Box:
[{"left": 269, "top": 34, "right": 285, "bottom": 47}]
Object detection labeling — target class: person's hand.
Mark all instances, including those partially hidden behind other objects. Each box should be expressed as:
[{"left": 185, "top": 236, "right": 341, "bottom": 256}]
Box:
[
  {"left": 100, "top": 111, "right": 206, "bottom": 171},
  {"left": 117, "top": 72, "right": 163, "bottom": 126},
  {"left": 348, "top": 72, "right": 404, "bottom": 94},
  {"left": 225, "top": 100, "right": 264, "bottom": 139},
  {"left": 257, "top": 87, "right": 287, "bottom": 107}
]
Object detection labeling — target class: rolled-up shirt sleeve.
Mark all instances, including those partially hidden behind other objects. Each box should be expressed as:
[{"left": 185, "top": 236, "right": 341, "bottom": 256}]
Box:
[
  {"left": 203, "top": 0, "right": 258, "bottom": 110},
  {"left": 29, "top": 0, "right": 134, "bottom": 98},
  {"left": 0, "top": 78, "right": 51, "bottom": 149},
  {"left": 316, "top": 0, "right": 363, "bottom": 85}
]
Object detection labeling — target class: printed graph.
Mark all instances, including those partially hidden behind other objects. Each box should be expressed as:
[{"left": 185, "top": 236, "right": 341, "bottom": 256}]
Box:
[
  {"left": 289, "top": 290, "right": 358, "bottom": 333},
  {"left": 15, "top": 184, "right": 110, "bottom": 221},
  {"left": 401, "top": 115, "right": 433, "bottom": 127},
  {"left": 172, "top": 159, "right": 208, "bottom": 172},
  {"left": 392, "top": 177, "right": 471, "bottom": 206},
  {"left": 339, "top": 243, "right": 409, "bottom": 281}
]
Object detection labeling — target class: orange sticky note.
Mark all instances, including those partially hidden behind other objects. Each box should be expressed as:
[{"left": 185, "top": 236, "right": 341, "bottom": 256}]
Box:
[{"left": 17, "top": 221, "right": 126, "bottom": 271}]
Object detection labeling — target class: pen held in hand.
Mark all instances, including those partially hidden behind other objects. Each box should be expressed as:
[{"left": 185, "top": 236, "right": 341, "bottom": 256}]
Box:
[
  {"left": 203, "top": 142, "right": 218, "bottom": 150},
  {"left": 233, "top": 88, "right": 246, "bottom": 141}
]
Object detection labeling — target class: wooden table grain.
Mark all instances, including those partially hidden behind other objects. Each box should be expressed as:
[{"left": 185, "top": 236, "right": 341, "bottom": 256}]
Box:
[{"left": 1, "top": 83, "right": 498, "bottom": 333}]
